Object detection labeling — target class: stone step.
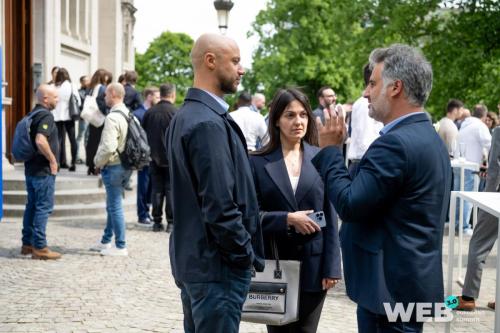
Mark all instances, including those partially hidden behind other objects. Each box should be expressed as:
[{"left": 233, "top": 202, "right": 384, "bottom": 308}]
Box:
[
  {"left": 2, "top": 175, "right": 102, "bottom": 191},
  {"left": 3, "top": 188, "right": 107, "bottom": 205},
  {"left": 2, "top": 196, "right": 136, "bottom": 218}
]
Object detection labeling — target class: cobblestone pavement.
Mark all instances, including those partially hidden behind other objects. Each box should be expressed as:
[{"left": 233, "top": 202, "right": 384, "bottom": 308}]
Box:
[{"left": 0, "top": 212, "right": 497, "bottom": 332}]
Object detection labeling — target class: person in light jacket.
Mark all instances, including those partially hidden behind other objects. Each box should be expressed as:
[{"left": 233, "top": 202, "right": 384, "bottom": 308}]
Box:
[{"left": 90, "top": 83, "right": 132, "bottom": 256}]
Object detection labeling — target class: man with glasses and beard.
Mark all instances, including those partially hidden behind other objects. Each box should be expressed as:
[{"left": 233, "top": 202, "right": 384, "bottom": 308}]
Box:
[{"left": 166, "top": 34, "right": 264, "bottom": 333}]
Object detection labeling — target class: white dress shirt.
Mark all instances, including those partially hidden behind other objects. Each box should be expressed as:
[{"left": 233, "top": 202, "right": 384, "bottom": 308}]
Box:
[
  {"left": 230, "top": 106, "right": 268, "bottom": 151},
  {"left": 457, "top": 116, "right": 492, "bottom": 164},
  {"left": 347, "top": 96, "right": 383, "bottom": 160}
]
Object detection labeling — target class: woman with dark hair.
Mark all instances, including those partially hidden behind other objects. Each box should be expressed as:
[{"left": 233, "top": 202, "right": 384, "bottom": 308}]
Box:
[
  {"left": 53, "top": 67, "right": 80, "bottom": 171},
  {"left": 249, "top": 88, "right": 342, "bottom": 333},
  {"left": 47, "top": 66, "right": 59, "bottom": 85},
  {"left": 85, "top": 69, "right": 113, "bottom": 175}
]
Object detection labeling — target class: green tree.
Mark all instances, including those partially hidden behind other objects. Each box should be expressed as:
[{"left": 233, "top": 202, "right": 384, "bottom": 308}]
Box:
[
  {"left": 135, "top": 31, "right": 194, "bottom": 104},
  {"left": 246, "top": 0, "right": 500, "bottom": 119}
]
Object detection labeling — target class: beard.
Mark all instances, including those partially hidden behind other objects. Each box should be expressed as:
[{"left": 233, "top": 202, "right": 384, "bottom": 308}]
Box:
[
  {"left": 219, "top": 77, "right": 237, "bottom": 94},
  {"left": 217, "top": 69, "right": 239, "bottom": 94}
]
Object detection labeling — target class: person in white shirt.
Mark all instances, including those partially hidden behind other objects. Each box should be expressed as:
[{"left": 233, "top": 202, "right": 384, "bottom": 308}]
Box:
[
  {"left": 230, "top": 91, "right": 268, "bottom": 151},
  {"left": 251, "top": 93, "right": 266, "bottom": 113},
  {"left": 438, "top": 99, "right": 463, "bottom": 156},
  {"left": 455, "top": 104, "right": 492, "bottom": 235},
  {"left": 53, "top": 67, "right": 81, "bottom": 171},
  {"left": 347, "top": 64, "right": 383, "bottom": 175}
]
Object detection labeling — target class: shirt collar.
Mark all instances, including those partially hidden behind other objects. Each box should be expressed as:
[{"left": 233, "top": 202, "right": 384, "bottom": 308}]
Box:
[
  {"left": 203, "top": 90, "right": 229, "bottom": 112},
  {"left": 380, "top": 112, "right": 425, "bottom": 135}
]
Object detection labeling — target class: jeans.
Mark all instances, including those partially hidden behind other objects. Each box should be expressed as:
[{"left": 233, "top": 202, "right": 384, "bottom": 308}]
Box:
[
  {"left": 22, "top": 175, "right": 56, "bottom": 249},
  {"left": 357, "top": 305, "right": 423, "bottom": 333},
  {"left": 150, "top": 162, "right": 173, "bottom": 224},
  {"left": 101, "top": 164, "right": 131, "bottom": 249},
  {"left": 137, "top": 166, "right": 152, "bottom": 221},
  {"left": 453, "top": 168, "right": 474, "bottom": 230},
  {"left": 177, "top": 265, "right": 251, "bottom": 333},
  {"left": 76, "top": 119, "right": 88, "bottom": 160}
]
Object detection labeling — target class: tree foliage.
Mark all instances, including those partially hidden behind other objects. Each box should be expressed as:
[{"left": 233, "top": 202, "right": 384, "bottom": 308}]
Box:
[
  {"left": 135, "top": 31, "right": 194, "bottom": 104},
  {"left": 245, "top": 0, "right": 500, "bottom": 118}
]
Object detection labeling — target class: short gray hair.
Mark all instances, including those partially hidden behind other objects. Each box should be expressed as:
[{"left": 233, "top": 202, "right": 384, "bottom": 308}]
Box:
[{"left": 369, "top": 44, "right": 433, "bottom": 107}]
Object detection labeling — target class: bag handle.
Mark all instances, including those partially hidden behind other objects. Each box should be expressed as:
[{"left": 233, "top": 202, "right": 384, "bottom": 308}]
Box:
[{"left": 271, "top": 236, "right": 283, "bottom": 279}]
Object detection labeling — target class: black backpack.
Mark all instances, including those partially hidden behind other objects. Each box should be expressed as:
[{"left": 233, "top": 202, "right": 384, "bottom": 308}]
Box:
[{"left": 113, "top": 110, "right": 151, "bottom": 170}]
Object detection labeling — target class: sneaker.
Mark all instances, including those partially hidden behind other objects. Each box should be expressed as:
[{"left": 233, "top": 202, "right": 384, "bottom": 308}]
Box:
[
  {"left": 21, "top": 245, "right": 34, "bottom": 256},
  {"left": 100, "top": 247, "right": 128, "bottom": 256},
  {"left": 137, "top": 218, "right": 152, "bottom": 226},
  {"left": 32, "top": 247, "right": 62, "bottom": 260},
  {"left": 89, "top": 242, "right": 112, "bottom": 252},
  {"left": 166, "top": 222, "right": 173, "bottom": 233},
  {"left": 464, "top": 228, "right": 474, "bottom": 236},
  {"left": 455, "top": 296, "right": 476, "bottom": 311},
  {"left": 152, "top": 223, "right": 165, "bottom": 232}
]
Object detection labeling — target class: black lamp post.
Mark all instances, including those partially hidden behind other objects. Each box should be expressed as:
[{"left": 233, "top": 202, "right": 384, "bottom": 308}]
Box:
[{"left": 213, "top": 0, "right": 234, "bottom": 34}]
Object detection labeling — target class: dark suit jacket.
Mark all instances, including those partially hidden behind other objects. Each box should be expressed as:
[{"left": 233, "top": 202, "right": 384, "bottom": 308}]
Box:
[
  {"left": 312, "top": 113, "right": 452, "bottom": 314},
  {"left": 250, "top": 143, "right": 341, "bottom": 292},
  {"left": 142, "top": 100, "right": 177, "bottom": 167},
  {"left": 166, "top": 88, "right": 264, "bottom": 283}
]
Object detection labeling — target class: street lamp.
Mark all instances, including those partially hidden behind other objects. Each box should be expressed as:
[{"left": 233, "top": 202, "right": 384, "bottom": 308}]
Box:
[{"left": 213, "top": 0, "right": 234, "bottom": 34}]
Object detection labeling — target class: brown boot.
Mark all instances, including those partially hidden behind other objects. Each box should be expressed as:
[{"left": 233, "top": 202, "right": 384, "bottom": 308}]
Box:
[
  {"left": 455, "top": 296, "right": 476, "bottom": 311},
  {"left": 488, "top": 301, "right": 495, "bottom": 310},
  {"left": 32, "top": 247, "right": 62, "bottom": 260},
  {"left": 21, "top": 245, "right": 34, "bottom": 255}
]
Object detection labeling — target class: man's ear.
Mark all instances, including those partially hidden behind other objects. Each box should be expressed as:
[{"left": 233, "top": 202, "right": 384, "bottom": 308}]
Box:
[
  {"left": 390, "top": 80, "right": 403, "bottom": 97},
  {"left": 204, "top": 52, "right": 216, "bottom": 70}
]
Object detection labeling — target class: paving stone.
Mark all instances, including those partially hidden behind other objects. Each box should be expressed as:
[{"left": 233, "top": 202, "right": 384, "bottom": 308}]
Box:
[{"left": 0, "top": 217, "right": 496, "bottom": 332}]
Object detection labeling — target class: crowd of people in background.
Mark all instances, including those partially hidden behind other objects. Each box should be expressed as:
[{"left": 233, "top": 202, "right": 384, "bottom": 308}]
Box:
[{"left": 15, "top": 32, "right": 500, "bottom": 333}]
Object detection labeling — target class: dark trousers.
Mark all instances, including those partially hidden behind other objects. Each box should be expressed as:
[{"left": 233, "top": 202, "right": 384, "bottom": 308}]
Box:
[
  {"left": 356, "top": 305, "right": 423, "bottom": 333},
  {"left": 267, "top": 290, "right": 327, "bottom": 333},
  {"left": 150, "top": 162, "right": 173, "bottom": 224},
  {"left": 56, "top": 120, "right": 77, "bottom": 166},
  {"left": 177, "top": 265, "right": 251, "bottom": 333},
  {"left": 85, "top": 124, "right": 104, "bottom": 173},
  {"left": 137, "top": 166, "right": 152, "bottom": 221},
  {"left": 22, "top": 175, "right": 56, "bottom": 249}
]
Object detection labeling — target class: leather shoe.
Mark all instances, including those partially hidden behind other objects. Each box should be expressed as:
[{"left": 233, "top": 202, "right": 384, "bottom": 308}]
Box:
[
  {"left": 21, "top": 245, "right": 33, "bottom": 255},
  {"left": 488, "top": 301, "right": 495, "bottom": 310},
  {"left": 152, "top": 223, "right": 165, "bottom": 232},
  {"left": 455, "top": 296, "right": 476, "bottom": 311},
  {"left": 32, "top": 247, "right": 62, "bottom": 260}
]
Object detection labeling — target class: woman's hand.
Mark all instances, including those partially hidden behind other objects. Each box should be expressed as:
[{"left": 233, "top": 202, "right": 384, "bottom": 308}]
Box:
[
  {"left": 322, "top": 278, "right": 340, "bottom": 290},
  {"left": 287, "top": 210, "right": 321, "bottom": 235}
]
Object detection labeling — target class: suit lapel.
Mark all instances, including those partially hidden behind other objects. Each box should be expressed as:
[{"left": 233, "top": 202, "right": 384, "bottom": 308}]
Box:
[
  {"left": 264, "top": 149, "right": 298, "bottom": 210},
  {"left": 295, "top": 143, "right": 321, "bottom": 205}
]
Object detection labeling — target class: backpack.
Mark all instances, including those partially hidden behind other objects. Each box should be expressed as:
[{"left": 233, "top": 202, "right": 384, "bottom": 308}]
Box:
[
  {"left": 12, "top": 108, "right": 46, "bottom": 161},
  {"left": 113, "top": 110, "right": 151, "bottom": 170}
]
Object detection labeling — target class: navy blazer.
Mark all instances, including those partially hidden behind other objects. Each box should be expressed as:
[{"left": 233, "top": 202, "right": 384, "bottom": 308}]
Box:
[
  {"left": 166, "top": 88, "right": 265, "bottom": 283},
  {"left": 250, "top": 143, "right": 342, "bottom": 292},
  {"left": 312, "top": 113, "right": 452, "bottom": 314}
]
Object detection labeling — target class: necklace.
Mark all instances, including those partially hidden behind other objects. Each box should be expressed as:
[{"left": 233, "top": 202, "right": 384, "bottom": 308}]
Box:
[{"left": 284, "top": 150, "right": 302, "bottom": 177}]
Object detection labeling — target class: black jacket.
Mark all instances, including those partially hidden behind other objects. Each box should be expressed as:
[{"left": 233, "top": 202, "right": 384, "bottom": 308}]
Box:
[
  {"left": 250, "top": 143, "right": 341, "bottom": 292},
  {"left": 142, "top": 100, "right": 177, "bottom": 167},
  {"left": 124, "top": 83, "right": 142, "bottom": 112},
  {"left": 167, "top": 88, "right": 265, "bottom": 283}
]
